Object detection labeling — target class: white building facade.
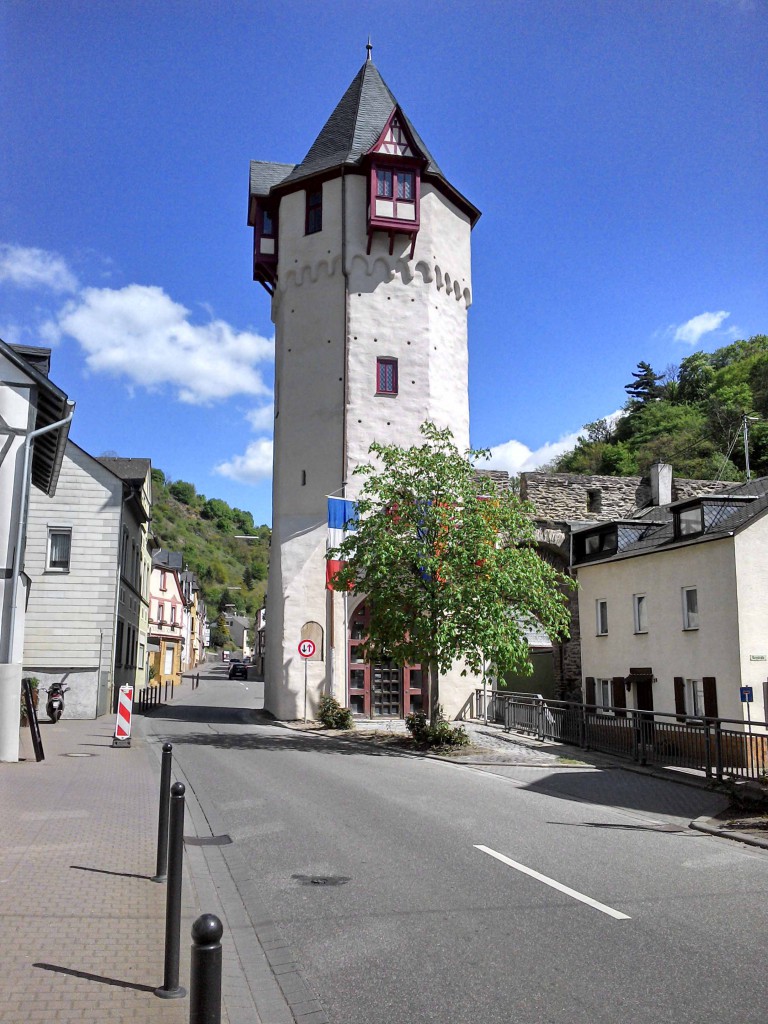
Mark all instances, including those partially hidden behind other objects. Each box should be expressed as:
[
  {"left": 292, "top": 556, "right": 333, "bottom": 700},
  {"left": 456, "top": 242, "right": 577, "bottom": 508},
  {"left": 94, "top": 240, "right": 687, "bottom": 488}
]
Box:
[
  {"left": 249, "top": 52, "right": 480, "bottom": 720},
  {"left": 574, "top": 481, "right": 768, "bottom": 727}
]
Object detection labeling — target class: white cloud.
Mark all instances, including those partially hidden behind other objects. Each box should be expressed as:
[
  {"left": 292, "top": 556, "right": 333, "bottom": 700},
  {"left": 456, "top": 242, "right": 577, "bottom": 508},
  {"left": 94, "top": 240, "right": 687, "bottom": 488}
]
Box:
[
  {"left": 245, "top": 403, "right": 275, "bottom": 432},
  {"left": 487, "top": 410, "right": 624, "bottom": 475},
  {"left": 488, "top": 430, "right": 583, "bottom": 475},
  {"left": 673, "top": 310, "right": 730, "bottom": 346},
  {"left": 0, "top": 244, "right": 78, "bottom": 293},
  {"left": 214, "top": 439, "right": 273, "bottom": 483},
  {"left": 58, "top": 284, "right": 273, "bottom": 404}
]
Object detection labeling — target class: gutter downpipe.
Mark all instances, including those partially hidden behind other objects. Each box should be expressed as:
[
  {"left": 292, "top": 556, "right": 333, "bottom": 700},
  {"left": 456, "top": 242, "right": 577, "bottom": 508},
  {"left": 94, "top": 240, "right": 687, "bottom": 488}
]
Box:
[
  {"left": 340, "top": 167, "right": 351, "bottom": 711},
  {"left": 5, "top": 402, "right": 76, "bottom": 663}
]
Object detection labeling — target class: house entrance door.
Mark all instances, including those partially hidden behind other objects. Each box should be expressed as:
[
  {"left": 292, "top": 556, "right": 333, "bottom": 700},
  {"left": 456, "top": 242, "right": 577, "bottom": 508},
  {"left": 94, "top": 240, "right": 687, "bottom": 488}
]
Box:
[
  {"left": 372, "top": 662, "right": 401, "bottom": 717},
  {"left": 347, "top": 601, "right": 425, "bottom": 718}
]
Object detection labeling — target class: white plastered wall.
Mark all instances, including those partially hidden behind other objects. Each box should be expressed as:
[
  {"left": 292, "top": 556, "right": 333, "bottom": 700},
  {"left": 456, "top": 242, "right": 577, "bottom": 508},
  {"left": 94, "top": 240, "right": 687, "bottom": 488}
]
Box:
[
  {"left": 577, "top": 538, "right": 745, "bottom": 720},
  {"left": 733, "top": 511, "right": 768, "bottom": 725},
  {"left": 265, "top": 171, "right": 478, "bottom": 720}
]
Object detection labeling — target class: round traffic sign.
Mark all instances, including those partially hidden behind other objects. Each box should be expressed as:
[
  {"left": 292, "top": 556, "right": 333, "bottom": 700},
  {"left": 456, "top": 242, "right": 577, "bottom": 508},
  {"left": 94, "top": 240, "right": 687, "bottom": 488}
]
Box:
[{"left": 298, "top": 639, "right": 316, "bottom": 659}]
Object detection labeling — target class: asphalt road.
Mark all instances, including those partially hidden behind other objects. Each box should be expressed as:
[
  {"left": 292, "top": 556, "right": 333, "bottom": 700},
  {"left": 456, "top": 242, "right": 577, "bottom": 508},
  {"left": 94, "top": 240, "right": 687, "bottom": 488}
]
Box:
[{"left": 150, "top": 668, "right": 768, "bottom": 1024}]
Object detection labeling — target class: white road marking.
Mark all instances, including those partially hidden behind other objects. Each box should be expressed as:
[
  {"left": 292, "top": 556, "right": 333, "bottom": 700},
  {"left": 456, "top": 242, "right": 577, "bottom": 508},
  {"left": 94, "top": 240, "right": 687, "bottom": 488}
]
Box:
[{"left": 474, "top": 844, "right": 631, "bottom": 920}]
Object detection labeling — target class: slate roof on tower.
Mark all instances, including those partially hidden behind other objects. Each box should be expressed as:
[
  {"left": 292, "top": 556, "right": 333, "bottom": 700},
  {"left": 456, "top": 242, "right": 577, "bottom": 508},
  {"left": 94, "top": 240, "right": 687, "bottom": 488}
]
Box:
[{"left": 249, "top": 55, "right": 479, "bottom": 224}]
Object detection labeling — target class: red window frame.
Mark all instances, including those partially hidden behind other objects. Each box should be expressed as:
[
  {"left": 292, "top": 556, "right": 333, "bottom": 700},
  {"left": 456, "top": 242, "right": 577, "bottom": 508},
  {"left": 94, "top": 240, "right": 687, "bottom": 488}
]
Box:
[
  {"left": 376, "top": 357, "right": 398, "bottom": 395},
  {"left": 373, "top": 166, "right": 416, "bottom": 219}
]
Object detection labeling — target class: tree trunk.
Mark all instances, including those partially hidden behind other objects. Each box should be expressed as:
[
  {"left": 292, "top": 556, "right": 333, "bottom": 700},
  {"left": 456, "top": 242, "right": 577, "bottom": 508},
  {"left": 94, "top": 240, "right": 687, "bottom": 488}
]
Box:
[{"left": 428, "top": 660, "right": 440, "bottom": 723}]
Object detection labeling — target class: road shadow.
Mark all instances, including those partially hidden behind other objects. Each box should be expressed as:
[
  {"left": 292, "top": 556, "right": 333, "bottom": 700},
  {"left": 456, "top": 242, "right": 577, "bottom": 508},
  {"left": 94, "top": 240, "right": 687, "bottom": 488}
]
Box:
[
  {"left": 514, "top": 766, "right": 728, "bottom": 819},
  {"left": 155, "top": 726, "right": 415, "bottom": 758},
  {"left": 149, "top": 704, "right": 268, "bottom": 726}
]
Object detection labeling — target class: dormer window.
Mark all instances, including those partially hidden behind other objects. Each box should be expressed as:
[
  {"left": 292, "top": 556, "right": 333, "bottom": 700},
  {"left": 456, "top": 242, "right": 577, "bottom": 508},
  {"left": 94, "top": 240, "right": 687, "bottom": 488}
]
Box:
[
  {"left": 673, "top": 494, "right": 755, "bottom": 540},
  {"left": 367, "top": 110, "right": 422, "bottom": 256}
]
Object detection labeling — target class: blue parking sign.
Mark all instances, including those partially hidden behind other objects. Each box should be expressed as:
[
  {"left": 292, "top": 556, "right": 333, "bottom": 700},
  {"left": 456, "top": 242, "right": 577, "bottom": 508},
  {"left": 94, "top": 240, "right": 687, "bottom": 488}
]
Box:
[{"left": 740, "top": 686, "right": 754, "bottom": 703}]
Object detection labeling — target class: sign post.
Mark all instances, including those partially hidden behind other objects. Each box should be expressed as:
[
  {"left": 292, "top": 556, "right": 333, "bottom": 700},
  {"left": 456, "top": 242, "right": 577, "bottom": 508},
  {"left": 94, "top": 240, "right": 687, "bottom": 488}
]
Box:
[
  {"left": 740, "top": 685, "right": 754, "bottom": 750},
  {"left": 298, "top": 639, "right": 316, "bottom": 723}
]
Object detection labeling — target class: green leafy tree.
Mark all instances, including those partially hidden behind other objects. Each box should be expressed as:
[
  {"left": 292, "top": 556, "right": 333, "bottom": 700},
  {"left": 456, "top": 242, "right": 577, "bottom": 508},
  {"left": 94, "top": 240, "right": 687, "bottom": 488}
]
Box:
[
  {"left": 328, "top": 423, "right": 573, "bottom": 721},
  {"left": 169, "top": 480, "right": 197, "bottom": 505}
]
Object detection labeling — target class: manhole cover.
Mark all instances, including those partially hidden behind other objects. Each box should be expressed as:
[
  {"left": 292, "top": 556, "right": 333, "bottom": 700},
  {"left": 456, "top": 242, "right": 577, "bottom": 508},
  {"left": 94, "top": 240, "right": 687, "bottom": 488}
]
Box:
[
  {"left": 292, "top": 874, "right": 351, "bottom": 887},
  {"left": 184, "top": 835, "right": 233, "bottom": 846},
  {"left": 64, "top": 752, "right": 97, "bottom": 758}
]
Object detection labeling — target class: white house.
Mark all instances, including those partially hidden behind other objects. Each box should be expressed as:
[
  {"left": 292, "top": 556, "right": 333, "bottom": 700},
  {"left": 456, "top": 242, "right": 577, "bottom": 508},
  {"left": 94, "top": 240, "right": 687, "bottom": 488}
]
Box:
[
  {"left": 573, "top": 477, "right": 768, "bottom": 729},
  {"left": 0, "top": 341, "right": 73, "bottom": 761},
  {"left": 249, "top": 48, "right": 480, "bottom": 720}
]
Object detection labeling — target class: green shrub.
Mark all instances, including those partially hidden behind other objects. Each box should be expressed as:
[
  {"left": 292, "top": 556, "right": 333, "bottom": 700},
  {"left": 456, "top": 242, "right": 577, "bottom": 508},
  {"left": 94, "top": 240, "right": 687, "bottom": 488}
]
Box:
[
  {"left": 405, "top": 705, "right": 469, "bottom": 748},
  {"left": 317, "top": 694, "right": 354, "bottom": 730}
]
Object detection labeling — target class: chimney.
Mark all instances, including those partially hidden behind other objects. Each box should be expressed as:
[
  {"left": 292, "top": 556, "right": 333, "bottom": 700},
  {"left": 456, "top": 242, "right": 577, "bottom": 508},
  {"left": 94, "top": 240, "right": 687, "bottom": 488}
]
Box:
[{"left": 650, "top": 462, "right": 672, "bottom": 506}]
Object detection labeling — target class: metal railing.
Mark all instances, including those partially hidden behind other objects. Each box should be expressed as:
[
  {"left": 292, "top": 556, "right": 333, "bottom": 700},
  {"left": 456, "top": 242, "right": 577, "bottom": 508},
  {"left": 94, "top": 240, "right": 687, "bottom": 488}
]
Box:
[{"left": 469, "top": 689, "right": 768, "bottom": 782}]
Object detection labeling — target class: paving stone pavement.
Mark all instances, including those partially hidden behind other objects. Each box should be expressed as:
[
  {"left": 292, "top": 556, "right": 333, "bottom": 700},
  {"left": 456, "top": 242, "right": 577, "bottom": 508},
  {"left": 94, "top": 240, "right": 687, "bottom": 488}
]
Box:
[
  {"left": 1, "top": 716, "right": 195, "bottom": 1024},
  {"left": 0, "top": 705, "right": 305, "bottom": 1024}
]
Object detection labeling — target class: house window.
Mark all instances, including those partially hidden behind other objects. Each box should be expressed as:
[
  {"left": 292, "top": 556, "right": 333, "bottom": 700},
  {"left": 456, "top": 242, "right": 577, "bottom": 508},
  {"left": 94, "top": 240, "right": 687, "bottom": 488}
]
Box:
[
  {"left": 587, "top": 489, "right": 602, "bottom": 514},
  {"left": 633, "top": 594, "right": 647, "bottom": 634},
  {"left": 306, "top": 188, "right": 322, "bottom": 234},
  {"left": 686, "top": 678, "right": 704, "bottom": 717},
  {"left": 116, "top": 620, "right": 124, "bottom": 667},
  {"left": 170, "top": 605, "right": 176, "bottom": 625},
  {"left": 376, "top": 358, "right": 398, "bottom": 395},
  {"left": 596, "top": 599, "right": 608, "bottom": 636},
  {"left": 138, "top": 644, "right": 145, "bottom": 670},
  {"left": 47, "top": 528, "right": 72, "bottom": 571},
  {"left": 682, "top": 587, "right": 699, "bottom": 630},
  {"left": 373, "top": 166, "right": 416, "bottom": 221},
  {"left": 596, "top": 678, "right": 612, "bottom": 711},
  {"left": 262, "top": 208, "right": 274, "bottom": 237},
  {"left": 160, "top": 571, "right": 167, "bottom": 591},
  {"left": 157, "top": 602, "right": 164, "bottom": 623},
  {"left": 677, "top": 506, "right": 703, "bottom": 537}
]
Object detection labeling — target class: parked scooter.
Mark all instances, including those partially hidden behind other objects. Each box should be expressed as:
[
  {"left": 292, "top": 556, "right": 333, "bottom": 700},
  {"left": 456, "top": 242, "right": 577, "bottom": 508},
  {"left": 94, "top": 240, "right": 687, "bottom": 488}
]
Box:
[{"left": 45, "top": 682, "right": 69, "bottom": 723}]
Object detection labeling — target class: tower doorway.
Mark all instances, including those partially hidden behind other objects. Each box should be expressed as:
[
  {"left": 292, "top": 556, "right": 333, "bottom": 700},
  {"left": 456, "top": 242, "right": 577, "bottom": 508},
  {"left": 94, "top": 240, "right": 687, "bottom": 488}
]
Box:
[{"left": 347, "top": 600, "right": 424, "bottom": 718}]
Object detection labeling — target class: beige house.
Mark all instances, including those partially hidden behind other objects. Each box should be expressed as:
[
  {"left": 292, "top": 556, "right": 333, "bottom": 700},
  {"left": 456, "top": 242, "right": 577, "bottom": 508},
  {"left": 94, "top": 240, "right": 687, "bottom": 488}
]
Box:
[{"left": 573, "top": 477, "right": 768, "bottom": 729}]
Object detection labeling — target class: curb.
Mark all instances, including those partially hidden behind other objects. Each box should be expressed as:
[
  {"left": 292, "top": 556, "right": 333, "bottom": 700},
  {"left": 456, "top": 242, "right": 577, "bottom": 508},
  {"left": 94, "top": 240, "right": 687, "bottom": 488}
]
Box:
[{"left": 690, "top": 815, "right": 768, "bottom": 851}]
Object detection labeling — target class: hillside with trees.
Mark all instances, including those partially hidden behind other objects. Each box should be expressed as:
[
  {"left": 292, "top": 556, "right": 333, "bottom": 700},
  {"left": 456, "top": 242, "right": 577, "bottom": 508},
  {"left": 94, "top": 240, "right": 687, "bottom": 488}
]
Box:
[
  {"left": 552, "top": 334, "right": 768, "bottom": 481},
  {"left": 150, "top": 470, "right": 269, "bottom": 620}
]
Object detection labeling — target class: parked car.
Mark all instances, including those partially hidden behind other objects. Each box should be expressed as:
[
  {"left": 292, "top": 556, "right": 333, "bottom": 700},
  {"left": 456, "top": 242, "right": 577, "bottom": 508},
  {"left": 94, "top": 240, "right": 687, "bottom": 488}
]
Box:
[{"left": 228, "top": 661, "right": 247, "bottom": 680}]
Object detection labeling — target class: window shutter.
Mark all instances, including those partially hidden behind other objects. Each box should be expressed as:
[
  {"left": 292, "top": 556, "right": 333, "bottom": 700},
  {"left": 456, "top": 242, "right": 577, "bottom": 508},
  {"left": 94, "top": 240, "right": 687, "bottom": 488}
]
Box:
[
  {"left": 674, "top": 677, "right": 685, "bottom": 720},
  {"left": 612, "top": 677, "right": 627, "bottom": 717},
  {"left": 703, "top": 677, "right": 718, "bottom": 719},
  {"left": 585, "top": 676, "right": 595, "bottom": 708}
]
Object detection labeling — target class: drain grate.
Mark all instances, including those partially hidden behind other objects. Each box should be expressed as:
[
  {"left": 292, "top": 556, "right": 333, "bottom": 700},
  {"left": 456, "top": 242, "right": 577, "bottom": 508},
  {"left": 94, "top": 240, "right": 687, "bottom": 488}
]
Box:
[
  {"left": 184, "top": 835, "right": 233, "bottom": 846},
  {"left": 292, "top": 874, "right": 351, "bottom": 886}
]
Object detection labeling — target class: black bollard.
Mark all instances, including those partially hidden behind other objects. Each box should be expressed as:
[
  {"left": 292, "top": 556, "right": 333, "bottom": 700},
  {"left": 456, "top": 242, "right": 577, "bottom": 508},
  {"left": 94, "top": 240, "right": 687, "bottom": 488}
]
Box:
[
  {"left": 189, "top": 914, "right": 223, "bottom": 1024},
  {"left": 155, "top": 781, "right": 186, "bottom": 999},
  {"left": 152, "top": 743, "right": 173, "bottom": 883}
]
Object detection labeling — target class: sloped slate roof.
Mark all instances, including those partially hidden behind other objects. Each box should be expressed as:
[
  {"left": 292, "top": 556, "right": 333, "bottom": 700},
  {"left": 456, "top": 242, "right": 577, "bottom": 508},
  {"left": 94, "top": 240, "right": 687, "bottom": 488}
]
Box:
[
  {"left": 250, "top": 57, "right": 478, "bottom": 223},
  {"left": 576, "top": 477, "right": 768, "bottom": 564},
  {"left": 97, "top": 456, "right": 151, "bottom": 485},
  {"left": 3, "top": 340, "right": 73, "bottom": 496},
  {"left": 280, "top": 58, "right": 442, "bottom": 187},
  {"left": 249, "top": 161, "right": 296, "bottom": 198}
]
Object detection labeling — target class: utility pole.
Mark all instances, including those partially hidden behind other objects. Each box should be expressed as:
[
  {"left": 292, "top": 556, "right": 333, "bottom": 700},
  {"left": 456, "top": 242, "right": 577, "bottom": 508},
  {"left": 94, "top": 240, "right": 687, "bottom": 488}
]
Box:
[{"left": 743, "top": 413, "right": 758, "bottom": 482}]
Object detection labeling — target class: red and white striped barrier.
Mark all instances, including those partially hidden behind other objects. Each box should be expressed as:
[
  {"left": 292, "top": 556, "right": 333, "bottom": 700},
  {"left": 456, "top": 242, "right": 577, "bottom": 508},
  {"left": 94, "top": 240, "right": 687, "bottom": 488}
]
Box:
[{"left": 112, "top": 685, "right": 133, "bottom": 747}]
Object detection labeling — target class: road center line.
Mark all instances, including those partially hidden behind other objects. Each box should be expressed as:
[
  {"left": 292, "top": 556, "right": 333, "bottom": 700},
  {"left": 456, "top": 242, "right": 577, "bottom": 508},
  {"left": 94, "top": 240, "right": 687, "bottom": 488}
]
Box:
[{"left": 474, "top": 845, "right": 631, "bottom": 920}]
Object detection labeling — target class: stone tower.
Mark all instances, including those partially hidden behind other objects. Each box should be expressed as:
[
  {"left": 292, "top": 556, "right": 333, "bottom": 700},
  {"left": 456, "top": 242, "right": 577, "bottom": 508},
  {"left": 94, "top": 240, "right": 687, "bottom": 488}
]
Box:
[{"left": 249, "top": 51, "right": 480, "bottom": 720}]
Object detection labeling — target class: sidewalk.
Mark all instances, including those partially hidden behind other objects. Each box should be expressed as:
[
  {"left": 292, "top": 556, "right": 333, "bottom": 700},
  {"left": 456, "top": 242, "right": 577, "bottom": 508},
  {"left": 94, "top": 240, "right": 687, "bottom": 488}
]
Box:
[
  {"left": 1, "top": 714, "right": 194, "bottom": 1024},
  {"left": 0, "top": 698, "right": 304, "bottom": 1024}
]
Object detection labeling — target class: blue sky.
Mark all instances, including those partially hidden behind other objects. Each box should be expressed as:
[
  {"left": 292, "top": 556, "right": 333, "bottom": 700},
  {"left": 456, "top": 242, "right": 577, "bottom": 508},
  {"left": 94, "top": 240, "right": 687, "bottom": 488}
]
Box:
[{"left": 3, "top": 0, "right": 766, "bottom": 526}]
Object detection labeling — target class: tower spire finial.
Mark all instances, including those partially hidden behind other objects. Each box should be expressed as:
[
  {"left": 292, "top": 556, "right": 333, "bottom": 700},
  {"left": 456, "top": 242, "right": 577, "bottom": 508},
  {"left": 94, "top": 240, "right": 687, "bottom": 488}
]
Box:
[{"left": 366, "top": 36, "right": 372, "bottom": 61}]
